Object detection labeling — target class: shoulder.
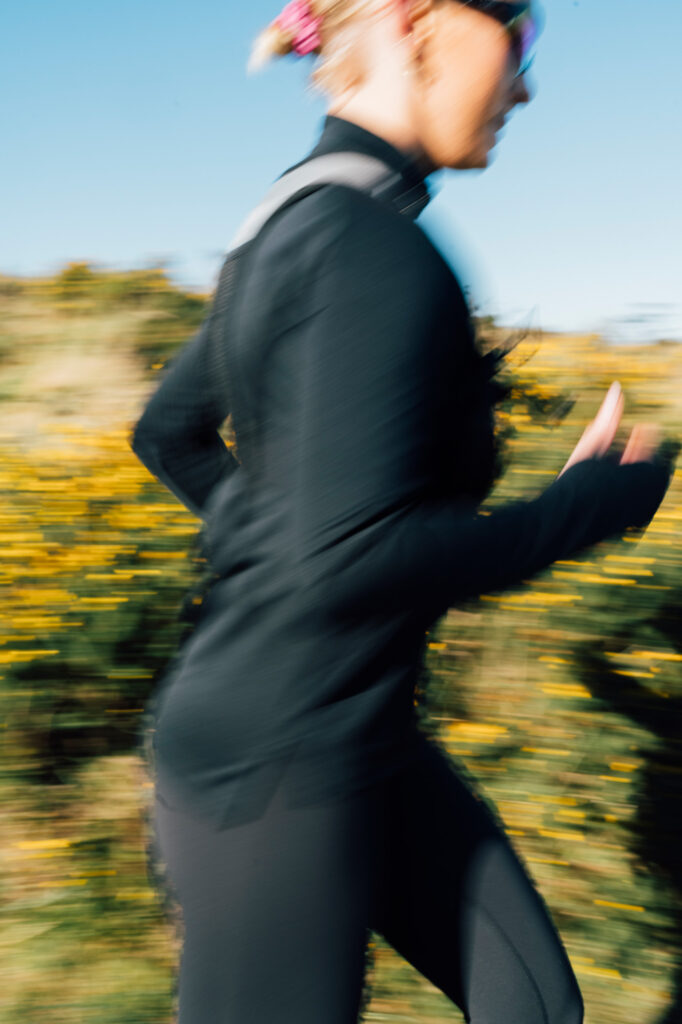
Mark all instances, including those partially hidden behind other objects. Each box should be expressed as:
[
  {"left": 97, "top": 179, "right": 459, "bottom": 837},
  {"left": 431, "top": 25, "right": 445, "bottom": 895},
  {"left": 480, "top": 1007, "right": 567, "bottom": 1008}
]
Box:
[{"left": 249, "top": 182, "right": 459, "bottom": 311}]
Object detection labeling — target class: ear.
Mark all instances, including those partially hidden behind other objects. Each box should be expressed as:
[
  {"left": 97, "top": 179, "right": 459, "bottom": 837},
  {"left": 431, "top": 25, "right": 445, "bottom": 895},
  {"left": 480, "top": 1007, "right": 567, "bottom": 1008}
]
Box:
[
  {"left": 391, "top": 0, "right": 438, "bottom": 36},
  {"left": 403, "top": 0, "right": 440, "bottom": 65}
]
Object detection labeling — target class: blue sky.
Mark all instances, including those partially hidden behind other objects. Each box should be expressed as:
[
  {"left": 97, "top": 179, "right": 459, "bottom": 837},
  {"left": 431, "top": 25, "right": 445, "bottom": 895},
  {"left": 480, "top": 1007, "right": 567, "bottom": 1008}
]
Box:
[{"left": 3, "top": 0, "right": 681, "bottom": 342}]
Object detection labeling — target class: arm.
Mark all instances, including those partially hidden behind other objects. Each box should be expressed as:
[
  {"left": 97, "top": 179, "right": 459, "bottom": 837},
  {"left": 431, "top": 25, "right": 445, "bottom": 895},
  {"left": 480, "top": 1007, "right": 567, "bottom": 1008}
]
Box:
[
  {"left": 402, "top": 454, "right": 669, "bottom": 620},
  {"left": 129, "top": 309, "right": 239, "bottom": 522},
  {"left": 289, "top": 207, "right": 671, "bottom": 620}
]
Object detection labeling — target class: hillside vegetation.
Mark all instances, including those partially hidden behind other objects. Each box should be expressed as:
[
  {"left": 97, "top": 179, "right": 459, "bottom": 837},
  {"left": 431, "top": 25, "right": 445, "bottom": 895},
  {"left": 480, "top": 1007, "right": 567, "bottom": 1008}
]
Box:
[{"left": 0, "top": 262, "right": 680, "bottom": 1024}]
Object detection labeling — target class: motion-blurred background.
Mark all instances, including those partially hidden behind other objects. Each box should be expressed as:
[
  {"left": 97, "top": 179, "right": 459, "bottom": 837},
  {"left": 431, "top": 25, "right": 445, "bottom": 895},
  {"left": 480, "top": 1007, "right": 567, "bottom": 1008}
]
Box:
[{"left": 2, "top": 2, "right": 681, "bottom": 1022}]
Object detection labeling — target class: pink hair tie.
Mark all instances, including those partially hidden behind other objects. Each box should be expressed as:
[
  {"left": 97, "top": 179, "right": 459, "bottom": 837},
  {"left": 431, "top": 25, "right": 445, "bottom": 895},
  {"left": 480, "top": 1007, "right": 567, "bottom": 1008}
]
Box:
[{"left": 274, "top": 0, "right": 322, "bottom": 56}]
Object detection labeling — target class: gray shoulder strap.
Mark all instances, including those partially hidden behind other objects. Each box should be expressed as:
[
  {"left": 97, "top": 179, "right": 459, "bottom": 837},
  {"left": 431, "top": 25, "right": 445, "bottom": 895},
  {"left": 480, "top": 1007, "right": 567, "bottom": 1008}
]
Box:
[{"left": 227, "top": 151, "right": 401, "bottom": 251}]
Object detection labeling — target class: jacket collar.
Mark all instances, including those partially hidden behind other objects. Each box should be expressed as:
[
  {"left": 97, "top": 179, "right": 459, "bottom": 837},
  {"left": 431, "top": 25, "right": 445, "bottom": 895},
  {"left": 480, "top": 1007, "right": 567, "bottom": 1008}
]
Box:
[{"left": 281, "top": 113, "right": 435, "bottom": 220}]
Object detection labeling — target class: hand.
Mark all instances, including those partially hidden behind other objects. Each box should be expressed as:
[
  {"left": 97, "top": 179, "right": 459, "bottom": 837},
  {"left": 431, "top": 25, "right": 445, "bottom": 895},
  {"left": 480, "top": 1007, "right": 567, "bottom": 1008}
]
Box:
[{"left": 557, "top": 381, "right": 667, "bottom": 480}]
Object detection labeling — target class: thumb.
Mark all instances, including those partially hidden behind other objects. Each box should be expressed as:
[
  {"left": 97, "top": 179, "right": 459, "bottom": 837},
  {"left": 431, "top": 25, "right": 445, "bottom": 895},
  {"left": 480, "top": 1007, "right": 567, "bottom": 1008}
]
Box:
[{"left": 591, "top": 381, "right": 624, "bottom": 455}]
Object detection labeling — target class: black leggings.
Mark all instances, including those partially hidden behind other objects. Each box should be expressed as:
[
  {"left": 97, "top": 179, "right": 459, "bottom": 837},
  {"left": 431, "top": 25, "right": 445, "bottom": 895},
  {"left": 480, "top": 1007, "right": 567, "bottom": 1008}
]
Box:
[{"left": 149, "top": 734, "right": 584, "bottom": 1024}]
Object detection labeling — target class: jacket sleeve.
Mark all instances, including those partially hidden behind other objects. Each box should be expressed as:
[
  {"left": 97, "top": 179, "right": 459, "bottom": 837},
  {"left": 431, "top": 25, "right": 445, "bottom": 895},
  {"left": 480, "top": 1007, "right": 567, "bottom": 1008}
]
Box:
[
  {"left": 129, "top": 311, "right": 240, "bottom": 522},
  {"left": 289, "top": 211, "right": 672, "bottom": 620}
]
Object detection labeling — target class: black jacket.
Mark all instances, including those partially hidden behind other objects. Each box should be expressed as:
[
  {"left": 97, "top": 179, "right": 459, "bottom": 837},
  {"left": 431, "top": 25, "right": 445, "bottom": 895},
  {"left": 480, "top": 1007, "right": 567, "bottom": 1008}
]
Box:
[{"left": 130, "top": 113, "right": 671, "bottom": 828}]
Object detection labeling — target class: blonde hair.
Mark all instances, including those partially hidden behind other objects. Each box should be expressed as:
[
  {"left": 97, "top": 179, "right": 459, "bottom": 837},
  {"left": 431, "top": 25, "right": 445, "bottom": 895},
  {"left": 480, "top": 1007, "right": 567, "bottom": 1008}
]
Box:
[{"left": 247, "top": 0, "right": 375, "bottom": 99}]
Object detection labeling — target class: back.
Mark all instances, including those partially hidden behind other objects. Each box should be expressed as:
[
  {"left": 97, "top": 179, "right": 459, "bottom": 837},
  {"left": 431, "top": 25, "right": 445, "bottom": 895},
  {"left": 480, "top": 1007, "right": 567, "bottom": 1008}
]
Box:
[{"left": 202, "top": 179, "right": 489, "bottom": 603}]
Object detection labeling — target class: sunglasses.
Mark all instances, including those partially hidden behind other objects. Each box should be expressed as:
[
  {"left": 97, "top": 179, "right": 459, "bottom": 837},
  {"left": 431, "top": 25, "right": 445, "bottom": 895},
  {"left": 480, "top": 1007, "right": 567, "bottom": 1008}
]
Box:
[{"left": 457, "top": 1, "right": 543, "bottom": 77}]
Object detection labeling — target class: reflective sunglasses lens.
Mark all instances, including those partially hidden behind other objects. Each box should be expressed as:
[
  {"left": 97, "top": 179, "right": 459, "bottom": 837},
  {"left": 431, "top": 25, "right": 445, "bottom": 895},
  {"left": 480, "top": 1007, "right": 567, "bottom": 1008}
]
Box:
[{"left": 510, "top": 13, "right": 537, "bottom": 74}]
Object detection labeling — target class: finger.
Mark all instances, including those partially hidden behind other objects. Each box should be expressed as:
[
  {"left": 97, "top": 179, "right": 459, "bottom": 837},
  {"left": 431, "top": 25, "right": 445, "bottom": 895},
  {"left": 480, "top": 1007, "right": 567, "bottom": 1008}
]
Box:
[
  {"left": 623, "top": 423, "right": 660, "bottom": 463},
  {"left": 592, "top": 383, "right": 624, "bottom": 455},
  {"left": 558, "top": 383, "right": 624, "bottom": 478},
  {"left": 601, "top": 380, "right": 622, "bottom": 415},
  {"left": 620, "top": 424, "right": 641, "bottom": 464},
  {"left": 621, "top": 423, "right": 661, "bottom": 465},
  {"left": 595, "top": 381, "right": 623, "bottom": 426}
]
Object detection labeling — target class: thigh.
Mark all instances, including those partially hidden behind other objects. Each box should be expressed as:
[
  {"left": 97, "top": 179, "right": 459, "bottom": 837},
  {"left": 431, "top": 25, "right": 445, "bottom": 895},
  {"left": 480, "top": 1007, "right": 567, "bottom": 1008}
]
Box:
[
  {"left": 151, "top": 771, "right": 380, "bottom": 1024},
  {"left": 369, "top": 735, "right": 584, "bottom": 1024}
]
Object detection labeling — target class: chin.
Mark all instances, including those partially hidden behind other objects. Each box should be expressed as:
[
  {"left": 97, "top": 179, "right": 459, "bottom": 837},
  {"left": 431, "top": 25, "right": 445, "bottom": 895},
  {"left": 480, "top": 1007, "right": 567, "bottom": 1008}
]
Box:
[
  {"left": 473, "top": 143, "right": 497, "bottom": 169},
  {"left": 451, "top": 150, "right": 491, "bottom": 170}
]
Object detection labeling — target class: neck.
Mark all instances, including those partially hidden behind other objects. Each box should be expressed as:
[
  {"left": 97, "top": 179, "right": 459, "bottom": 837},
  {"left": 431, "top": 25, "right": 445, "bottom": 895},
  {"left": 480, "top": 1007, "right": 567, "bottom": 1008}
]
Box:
[{"left": 325, "top": 101, "right": 439, "bottom": 178}]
